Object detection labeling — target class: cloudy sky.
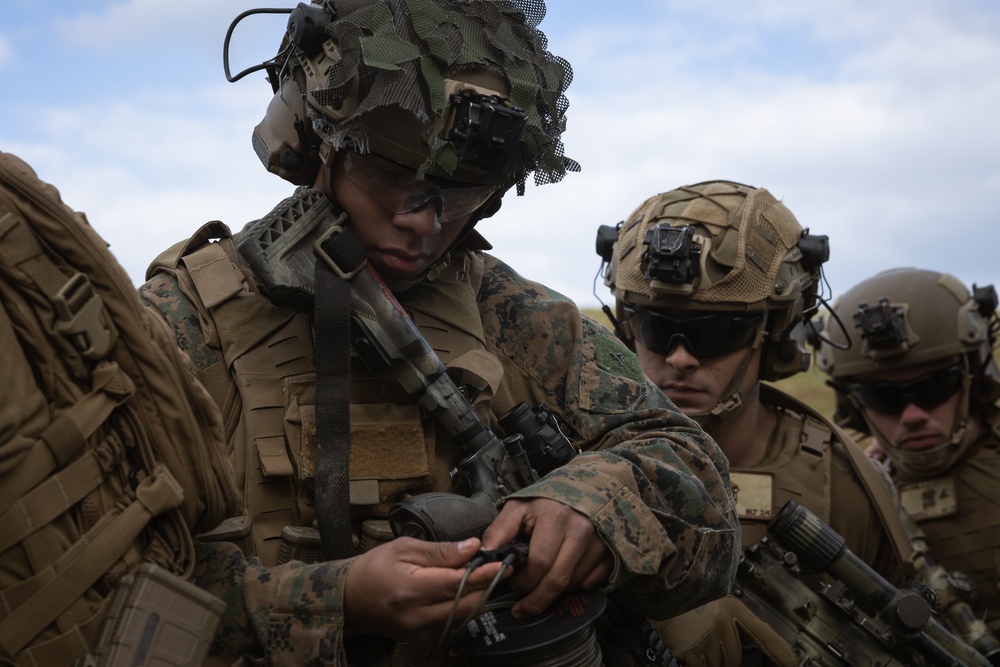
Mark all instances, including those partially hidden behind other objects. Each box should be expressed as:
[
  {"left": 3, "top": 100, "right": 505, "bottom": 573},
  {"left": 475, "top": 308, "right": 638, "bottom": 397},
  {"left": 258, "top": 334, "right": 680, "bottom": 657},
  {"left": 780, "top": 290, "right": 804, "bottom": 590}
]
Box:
[{"left": 2, "top": 0, "right": 999, "bottom": 310}]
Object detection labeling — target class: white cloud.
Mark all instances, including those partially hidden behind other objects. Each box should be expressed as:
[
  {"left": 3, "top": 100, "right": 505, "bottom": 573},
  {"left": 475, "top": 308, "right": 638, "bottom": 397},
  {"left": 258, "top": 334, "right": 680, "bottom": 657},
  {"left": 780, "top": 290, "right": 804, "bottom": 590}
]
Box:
[
  {"left": 6, "top": 0, "right": 1000, "bottom": 308},
  {"left": 51, "top": 0, "right": 289, "bottom": 72},
  {"left": 484, "top": 0, "right": 1000, "bottom": 307}
]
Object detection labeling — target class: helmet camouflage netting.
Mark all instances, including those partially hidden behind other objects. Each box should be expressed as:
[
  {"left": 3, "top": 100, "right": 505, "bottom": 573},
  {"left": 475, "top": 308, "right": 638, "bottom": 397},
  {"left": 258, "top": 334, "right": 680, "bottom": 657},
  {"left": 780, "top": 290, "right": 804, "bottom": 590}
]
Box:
[{"left": 289, "top": 0, "right": 578, "bottom": 194}]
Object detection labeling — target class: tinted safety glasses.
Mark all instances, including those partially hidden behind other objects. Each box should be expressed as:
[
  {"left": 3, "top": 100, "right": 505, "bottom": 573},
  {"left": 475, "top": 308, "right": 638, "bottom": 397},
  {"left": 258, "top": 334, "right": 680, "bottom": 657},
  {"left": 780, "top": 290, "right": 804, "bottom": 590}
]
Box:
[
  {"left": 343, "top": 152, "right": 497, "bottom": 223},
  {"left": 630, "top": 309, "right": 764, "bottom": 360},
  {"left": 848, "top": 362, "right": 964, "bottom": 414}
]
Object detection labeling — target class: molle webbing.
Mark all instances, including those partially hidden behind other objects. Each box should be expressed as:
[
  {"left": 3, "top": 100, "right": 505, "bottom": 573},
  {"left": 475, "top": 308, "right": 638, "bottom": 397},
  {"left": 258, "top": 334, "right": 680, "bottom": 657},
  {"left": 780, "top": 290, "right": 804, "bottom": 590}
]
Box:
[
  {"left": 0, "top": 361, "right": 134, "bottom": 512},
  {"left": 1, "top": 151, "right": 236, "bottom": 664},
  {"left": 0, "top": 467, "right": 184, "bottom": 657},
  {"left": 177, "top": 233, "right": 312, "bottom": 564},
  {"left": 734, "top": 406, "right": 833, "bottom": 547},
  {"left": 171, "top": 219, "right": 499, "bottom": 565},
  {"left": 760, "top": 384, "right": 916, "bottom": 571}
]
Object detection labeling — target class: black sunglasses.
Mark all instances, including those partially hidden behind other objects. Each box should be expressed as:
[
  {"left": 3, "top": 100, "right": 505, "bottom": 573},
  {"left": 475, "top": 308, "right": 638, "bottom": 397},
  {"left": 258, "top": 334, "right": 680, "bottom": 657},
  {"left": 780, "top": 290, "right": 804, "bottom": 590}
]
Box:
[
  {"left": 848, "top": 362, "right": 965, "bottom": 414},
  {"left": 630, "top": 309, "right": 764, "bottom": 360}
]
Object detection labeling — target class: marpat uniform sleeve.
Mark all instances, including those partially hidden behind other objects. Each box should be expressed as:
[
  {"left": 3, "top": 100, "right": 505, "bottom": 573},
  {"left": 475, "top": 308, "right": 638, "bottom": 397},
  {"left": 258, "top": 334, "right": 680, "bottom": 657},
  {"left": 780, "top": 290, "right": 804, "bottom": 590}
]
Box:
[{"left": 479, "top": 256, "right": 740, "bottom": 620}]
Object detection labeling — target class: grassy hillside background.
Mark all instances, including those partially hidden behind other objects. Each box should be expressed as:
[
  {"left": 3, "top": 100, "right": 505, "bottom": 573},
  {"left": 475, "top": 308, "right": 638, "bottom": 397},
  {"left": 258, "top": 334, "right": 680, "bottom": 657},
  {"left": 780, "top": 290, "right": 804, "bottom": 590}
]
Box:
[{"left": 581, "top": 308, "right": 838, "bottom": 420}]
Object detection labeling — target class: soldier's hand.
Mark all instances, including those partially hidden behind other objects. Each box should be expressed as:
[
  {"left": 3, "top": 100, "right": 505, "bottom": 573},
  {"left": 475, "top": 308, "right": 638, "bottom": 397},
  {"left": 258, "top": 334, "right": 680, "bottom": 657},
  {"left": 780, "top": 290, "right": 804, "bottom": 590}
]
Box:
[
  {"left": 481, "top": 498, "right": 613, "bottom": 619},
  {"left": 657, "top": 595, "right": 797, "bottom": 667},
  {"left": 343, "top": 536, "right": 507, "bottom": 641}
]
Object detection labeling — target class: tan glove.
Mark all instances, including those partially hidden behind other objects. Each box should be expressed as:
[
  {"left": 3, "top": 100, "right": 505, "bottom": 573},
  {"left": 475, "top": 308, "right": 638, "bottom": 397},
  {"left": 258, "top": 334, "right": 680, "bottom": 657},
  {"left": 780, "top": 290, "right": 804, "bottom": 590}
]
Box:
[{"left": 656, "top": 595, "right": 797, "bottom": 667}]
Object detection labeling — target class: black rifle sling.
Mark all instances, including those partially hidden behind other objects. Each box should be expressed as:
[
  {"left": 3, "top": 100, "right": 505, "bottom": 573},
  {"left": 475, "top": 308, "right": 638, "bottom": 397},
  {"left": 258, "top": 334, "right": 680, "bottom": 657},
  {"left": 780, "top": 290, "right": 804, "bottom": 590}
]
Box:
[{"left": 313, "top": 244, "right": 356, "bottom": 560}]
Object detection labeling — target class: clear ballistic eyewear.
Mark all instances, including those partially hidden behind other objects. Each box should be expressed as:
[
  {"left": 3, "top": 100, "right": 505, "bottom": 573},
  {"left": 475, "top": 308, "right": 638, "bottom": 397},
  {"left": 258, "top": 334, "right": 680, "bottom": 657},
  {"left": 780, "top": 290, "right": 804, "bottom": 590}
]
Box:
[{"left": 342, "top": 152, "right": 497, "bottom": 223}]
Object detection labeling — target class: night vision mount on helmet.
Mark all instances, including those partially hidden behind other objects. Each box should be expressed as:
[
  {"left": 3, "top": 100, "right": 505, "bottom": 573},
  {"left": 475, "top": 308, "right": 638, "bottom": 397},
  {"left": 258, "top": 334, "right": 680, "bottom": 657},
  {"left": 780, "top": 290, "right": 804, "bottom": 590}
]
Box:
[
  {"left": 596, "top": 180, "right": 830, "bottom": 383},
  {"left": 594, "top": 180, "right": 829, "bottom": 429},
  {"left": 224, "top": 0, "right": 579, "bottom": 202}
]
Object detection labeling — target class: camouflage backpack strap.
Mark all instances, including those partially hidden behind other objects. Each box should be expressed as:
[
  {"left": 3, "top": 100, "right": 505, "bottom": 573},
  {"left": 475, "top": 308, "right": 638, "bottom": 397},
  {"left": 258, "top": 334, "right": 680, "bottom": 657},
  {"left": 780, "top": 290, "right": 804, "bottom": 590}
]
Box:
[{"left": 759, "top": 384, "right": 917, "bottom": 573}]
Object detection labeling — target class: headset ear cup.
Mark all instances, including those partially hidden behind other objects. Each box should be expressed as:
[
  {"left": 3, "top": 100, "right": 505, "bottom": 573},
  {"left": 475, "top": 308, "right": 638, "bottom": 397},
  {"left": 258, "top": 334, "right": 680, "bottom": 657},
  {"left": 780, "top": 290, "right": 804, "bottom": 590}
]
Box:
[
  {"left": 479, "top": 194, "right": 503, "bottom": 220},
  {"left": 253, "top": 78, "right": 323, "bottom": 186}
]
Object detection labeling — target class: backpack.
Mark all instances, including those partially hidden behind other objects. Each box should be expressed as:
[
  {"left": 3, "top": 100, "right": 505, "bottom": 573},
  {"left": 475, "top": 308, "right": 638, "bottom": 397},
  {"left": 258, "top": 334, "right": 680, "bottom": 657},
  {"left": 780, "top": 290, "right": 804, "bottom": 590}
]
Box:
[{"left": 0, "top": 151, "right": 239, "bottom": 665}]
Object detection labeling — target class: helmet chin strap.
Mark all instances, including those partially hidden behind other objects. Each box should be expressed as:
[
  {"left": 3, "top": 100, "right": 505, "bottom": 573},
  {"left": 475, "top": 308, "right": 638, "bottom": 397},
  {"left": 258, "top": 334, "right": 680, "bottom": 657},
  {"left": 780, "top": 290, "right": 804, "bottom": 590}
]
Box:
[{"left": 689, "top": 345, "right": 758, "bottom": 431}]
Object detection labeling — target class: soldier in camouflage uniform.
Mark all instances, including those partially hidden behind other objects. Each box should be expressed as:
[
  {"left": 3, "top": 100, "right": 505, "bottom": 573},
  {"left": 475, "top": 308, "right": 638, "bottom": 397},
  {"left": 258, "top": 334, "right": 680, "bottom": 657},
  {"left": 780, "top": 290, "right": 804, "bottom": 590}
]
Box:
[
  {"left": 815, "top": 267, "right": 1000, "bottom": 633},
  {"left": 597, "top": 181, "right": 920, "bottom": 666},
  {"left": 139, "top": 1, "right": 740, "bottom": 665}
]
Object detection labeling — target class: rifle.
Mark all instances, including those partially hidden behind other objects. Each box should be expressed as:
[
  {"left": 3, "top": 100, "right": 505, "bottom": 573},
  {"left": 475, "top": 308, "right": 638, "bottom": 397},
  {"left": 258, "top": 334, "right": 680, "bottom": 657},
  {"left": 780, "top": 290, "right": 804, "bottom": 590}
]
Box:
[
  {"left": 737, "top": 499, "right": 991, "bottom": 667},
  {"left": 313, "top": 222, "right": 579, "bottom": 540},
  {"left": 904, "top": 514, "right": 1000, "bottom": 665},
  {"left": 238, "top": 188, "right": 576, "bottom": 540},
  {"left": 238, "top": 188, "right": 673, "bottom": 666}
]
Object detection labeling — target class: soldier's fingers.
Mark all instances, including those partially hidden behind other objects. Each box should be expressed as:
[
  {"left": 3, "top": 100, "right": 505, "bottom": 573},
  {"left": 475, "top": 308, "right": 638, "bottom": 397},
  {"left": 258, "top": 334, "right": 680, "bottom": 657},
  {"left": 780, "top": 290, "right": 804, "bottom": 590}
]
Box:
[
  {"left": 511, "top": 533, "right": 583, "bottom": 617},
  {"left": 481, "top": 501, "right": 530, "bottom": 550},
  {"left": 576, "top": 554, "right": 613, "bottom": 590},
  {"left": 510, "top": 554, "right": 574, "bottom": 618}
]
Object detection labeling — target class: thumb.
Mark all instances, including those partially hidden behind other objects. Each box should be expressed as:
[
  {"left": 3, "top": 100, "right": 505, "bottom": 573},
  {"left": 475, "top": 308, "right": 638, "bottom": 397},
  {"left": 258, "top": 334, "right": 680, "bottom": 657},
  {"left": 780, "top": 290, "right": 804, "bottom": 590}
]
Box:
[{"left": 416, "top": 537, "right": 481, "bottom": 568}]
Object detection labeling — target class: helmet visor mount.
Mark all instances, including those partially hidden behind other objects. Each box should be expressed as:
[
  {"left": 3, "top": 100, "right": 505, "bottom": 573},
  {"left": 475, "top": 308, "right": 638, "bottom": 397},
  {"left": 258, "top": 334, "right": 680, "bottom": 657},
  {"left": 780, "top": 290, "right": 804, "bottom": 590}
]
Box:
[
  {"left": 629, "top": 308, "right": 764, "bottom": 360},
  {"left": 342, "top": 151, "right": 498, "bottom": 223},
  {"left": 848, "top": 362, "right": 964, "bottom": 415}
]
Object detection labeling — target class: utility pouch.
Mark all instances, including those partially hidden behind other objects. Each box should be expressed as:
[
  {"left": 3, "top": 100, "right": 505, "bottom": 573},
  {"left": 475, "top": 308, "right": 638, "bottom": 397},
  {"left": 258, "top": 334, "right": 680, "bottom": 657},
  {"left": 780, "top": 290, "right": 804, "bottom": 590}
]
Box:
[
  {"left": 276, "top": 525, "right": 325, "bottom": 565},
  {"left": 95, "top": 564, "right": 226, "bottom": 667}
]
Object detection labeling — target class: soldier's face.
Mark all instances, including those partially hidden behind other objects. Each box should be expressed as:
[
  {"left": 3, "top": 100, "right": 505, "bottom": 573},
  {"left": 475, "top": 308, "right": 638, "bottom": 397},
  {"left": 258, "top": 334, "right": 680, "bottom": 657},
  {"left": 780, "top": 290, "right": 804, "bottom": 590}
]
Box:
[
  {"left": 635, "top": 337, "right": 760, "bottom": 417},
  {"left": 853, "top": 360, "right": 963, "bottom": 453},
  {"left": 328, "top": 152, "right": 474, "bottom": 279}
]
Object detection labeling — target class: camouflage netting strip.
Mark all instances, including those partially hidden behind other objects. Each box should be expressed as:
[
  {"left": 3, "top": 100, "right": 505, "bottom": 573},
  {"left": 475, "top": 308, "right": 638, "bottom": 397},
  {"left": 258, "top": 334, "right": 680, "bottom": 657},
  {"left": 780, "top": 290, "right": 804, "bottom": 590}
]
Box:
[{"left": 306, "top": 0, "right": 578, "bottom": 193}]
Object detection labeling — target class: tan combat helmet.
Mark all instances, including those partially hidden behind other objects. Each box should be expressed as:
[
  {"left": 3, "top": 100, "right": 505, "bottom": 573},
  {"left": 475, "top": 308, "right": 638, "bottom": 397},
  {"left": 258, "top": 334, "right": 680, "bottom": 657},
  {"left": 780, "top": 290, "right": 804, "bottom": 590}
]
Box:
[
  {"left": 596, "top": 180, "right": 830, "bottom": 426},
  {"left": 814, "top": 268, "right": 1000, "bottom": 478},
  {"left": 228, "top": 0, "right": 578, "bottom": 209}
]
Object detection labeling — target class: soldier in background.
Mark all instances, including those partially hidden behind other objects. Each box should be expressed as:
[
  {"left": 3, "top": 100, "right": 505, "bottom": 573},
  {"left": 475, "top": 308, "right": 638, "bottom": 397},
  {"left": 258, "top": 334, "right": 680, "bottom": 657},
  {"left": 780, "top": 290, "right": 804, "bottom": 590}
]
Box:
[
  {"left": 139, "top": 1, "right": 740, "bottom": 664},
  {"left": 815, "top": 267, "right": 1000, "bottom": 633},
  {"left": 597, "top": 180, "right": 919, "bottom": 666}
]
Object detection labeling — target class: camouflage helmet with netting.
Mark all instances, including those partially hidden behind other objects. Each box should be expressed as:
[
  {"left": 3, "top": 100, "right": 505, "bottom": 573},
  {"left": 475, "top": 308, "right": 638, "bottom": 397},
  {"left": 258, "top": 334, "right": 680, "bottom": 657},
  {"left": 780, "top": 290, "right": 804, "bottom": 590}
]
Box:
[
  {"left": 247, "top": 0, "right": 578, "bottom": 198},
  {"left": 598, "top": 180, "right": 829, "bottom": 382},
  {"left": 815, "top": 267, "right": 1000, "bottom": 433}
]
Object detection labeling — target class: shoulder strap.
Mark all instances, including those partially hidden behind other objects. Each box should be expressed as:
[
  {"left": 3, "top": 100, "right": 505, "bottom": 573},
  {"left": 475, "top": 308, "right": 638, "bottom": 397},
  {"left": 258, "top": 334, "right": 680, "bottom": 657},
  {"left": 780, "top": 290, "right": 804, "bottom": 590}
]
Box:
[
  {"left": 760, "top": 384, "right": 917, "bottom": 573},
  {"left": 169, "top": 223, "right": 298, "bottom": 368}
]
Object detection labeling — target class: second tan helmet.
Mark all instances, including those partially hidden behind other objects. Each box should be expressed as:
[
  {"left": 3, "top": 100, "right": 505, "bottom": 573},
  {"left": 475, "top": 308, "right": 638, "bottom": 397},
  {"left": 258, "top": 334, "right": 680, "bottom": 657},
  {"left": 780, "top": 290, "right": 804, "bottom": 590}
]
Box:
[
  {"left": 598, "top": 180, "right": 830, "bottom": 383},
  {"left": 814, "top": 267, "right": 1000, "bottom": 477}
]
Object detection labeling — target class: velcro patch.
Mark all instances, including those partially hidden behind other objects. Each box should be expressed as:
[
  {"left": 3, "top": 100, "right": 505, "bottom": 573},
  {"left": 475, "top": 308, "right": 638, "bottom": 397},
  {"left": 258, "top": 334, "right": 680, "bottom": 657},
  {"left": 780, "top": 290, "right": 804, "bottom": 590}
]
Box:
[
  {"left": 595, "top": 334, "right": 643, "bottom": 382},
  {"left": 899, "top": 477, "right": 958, "bottom": 521},
  {"left": 731, "top": 471, "right": 775, "bottom": 521}
]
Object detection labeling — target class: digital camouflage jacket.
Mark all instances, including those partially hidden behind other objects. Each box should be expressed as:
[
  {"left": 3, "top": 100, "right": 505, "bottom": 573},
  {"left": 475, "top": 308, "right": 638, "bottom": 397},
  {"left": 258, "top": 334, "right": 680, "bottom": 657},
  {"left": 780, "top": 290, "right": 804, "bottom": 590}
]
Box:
[{"left": 140, "top": 218, "right": 740, "bottom": 666}]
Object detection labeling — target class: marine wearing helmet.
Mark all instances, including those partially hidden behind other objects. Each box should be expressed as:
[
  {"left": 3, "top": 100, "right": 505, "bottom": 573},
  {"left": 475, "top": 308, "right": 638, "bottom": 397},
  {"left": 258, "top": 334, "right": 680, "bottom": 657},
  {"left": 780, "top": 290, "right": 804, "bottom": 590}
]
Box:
[
  {"left": 815, "top": 267, "right": 1000, "bottom": 631},
  {"left": 598, "top": 180, "right": 829, "bottom": 428},
  {"left": 597, "top": 181, "right": 920, "bottom": 666},
  {"left": 815, "top": 268, "right": 1000, "bottom": 477},
  {"left": 138, "top": 2, "right": 741, "bottom": 665}
]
